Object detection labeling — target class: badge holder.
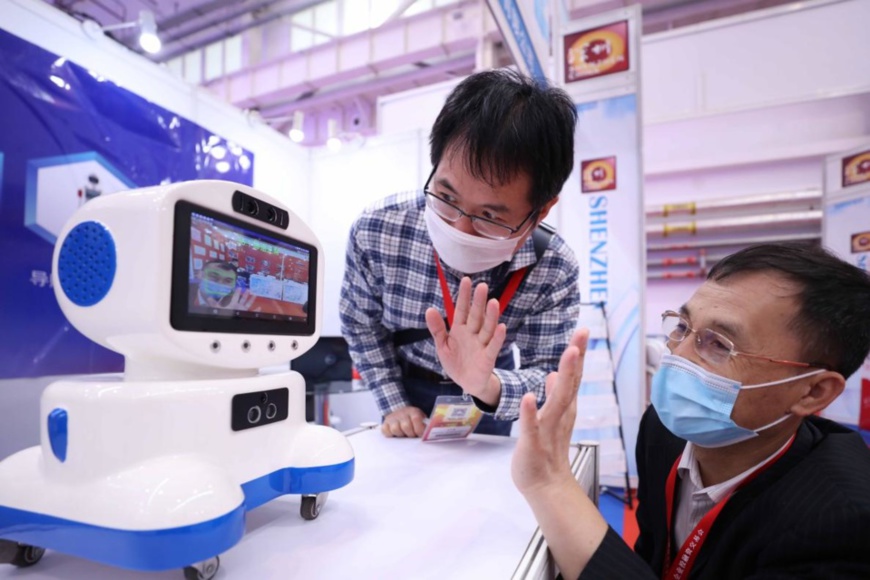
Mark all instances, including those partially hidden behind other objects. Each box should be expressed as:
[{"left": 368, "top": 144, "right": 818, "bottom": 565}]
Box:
[{"left": 421, "top": 395, "right": 483, "bottom": 442}]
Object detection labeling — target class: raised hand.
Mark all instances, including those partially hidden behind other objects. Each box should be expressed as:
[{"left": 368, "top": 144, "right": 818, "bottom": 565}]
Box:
[
  {"left": 512, "top": 328, "right": 589, "bottom": 496},
  {"left": 425, "top": 277, "right": 506, "bottom": 405},
  {"left": 224, "top": 288, "right": 256, "bottom": 311},
  {"left": 510, "top": 328, "right": 607, "bottom": 580}
]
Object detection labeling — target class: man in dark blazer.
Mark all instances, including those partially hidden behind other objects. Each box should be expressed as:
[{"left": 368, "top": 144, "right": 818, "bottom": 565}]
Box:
[{"left": 504, "top": 241, "right": 870, "bottom": 579}]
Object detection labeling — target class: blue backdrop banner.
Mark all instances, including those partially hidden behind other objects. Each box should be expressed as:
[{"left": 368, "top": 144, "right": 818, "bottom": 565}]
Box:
[{"left": 0, "top": 30, "right": 254, "bottom": 379}]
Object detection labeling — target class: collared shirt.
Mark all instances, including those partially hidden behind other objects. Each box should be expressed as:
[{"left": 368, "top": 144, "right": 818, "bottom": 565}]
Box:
[
  {"left": 674, "top": 438, "right": 794, "bottom": 547},
  {"left": 339, "top": 191, "right": 580, "bottom": 420}
]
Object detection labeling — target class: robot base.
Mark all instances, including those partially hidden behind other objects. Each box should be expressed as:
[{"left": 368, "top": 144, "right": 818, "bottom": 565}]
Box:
[{"left": 0, "top": 371, "right": 354, "bottom": 575}]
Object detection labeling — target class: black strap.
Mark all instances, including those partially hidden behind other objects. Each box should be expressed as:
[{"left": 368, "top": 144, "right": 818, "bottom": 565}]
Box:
[{"left": 392, "top": 225, "right": 554, "bottom": 348}]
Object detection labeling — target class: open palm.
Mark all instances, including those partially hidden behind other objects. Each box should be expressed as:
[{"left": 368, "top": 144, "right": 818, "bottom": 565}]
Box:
[{"left": 425, "top": 277, "right": 506, "bottom": 401}]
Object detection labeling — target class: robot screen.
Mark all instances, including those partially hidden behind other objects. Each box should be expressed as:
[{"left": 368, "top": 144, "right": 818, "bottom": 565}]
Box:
[{"left": 170, "top": 200, "right": 317, "bottom": 336}]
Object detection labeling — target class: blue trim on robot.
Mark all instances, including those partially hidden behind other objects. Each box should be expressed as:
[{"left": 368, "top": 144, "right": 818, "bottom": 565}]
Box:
[
  {"left": 241, "top": 458, "right": 355, "bottom": 511},
  {"left": 47, "top": 408, "right": 68, "bottom": 462},
  {"left": 0, "top": 502, "right": 245, "bottom": 571}
]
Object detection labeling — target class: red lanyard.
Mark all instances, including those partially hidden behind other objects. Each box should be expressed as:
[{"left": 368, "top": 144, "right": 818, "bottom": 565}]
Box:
[
  {"left": 662, "top": 435, "right": 795, "bottom": 580},
  {"left": 433, "top": 251, "right": 526, "bottom": 327}
]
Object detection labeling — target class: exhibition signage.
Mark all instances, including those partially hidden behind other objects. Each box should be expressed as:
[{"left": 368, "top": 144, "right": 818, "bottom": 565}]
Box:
[
  {"left": 486, "top": 0, "right": 551, "bottom": 82},
  {"left": 841, "top": 148, "right": 870, "bottom": 188},
  {"left": 822, "top": 145, "right": 870, "bottom": 428},
  {"left": 0, "top": 30, "right": 254, "bottom": 379},
  {"left": 554, "top": 5, "right": 644, "bottom": 485},
  {"left": 563, "top": 20, "right": 630, "bottom": 83}
]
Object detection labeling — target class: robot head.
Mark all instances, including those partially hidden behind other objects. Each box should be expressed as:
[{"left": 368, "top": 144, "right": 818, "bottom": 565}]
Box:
[{"left": 52, "top": 180, "right": 322, "bottom": 380}]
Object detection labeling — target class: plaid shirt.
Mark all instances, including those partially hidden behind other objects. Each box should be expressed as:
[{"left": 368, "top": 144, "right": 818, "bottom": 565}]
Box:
[{"left": 339, "top": 191, "right": 580, "bottom": 420}]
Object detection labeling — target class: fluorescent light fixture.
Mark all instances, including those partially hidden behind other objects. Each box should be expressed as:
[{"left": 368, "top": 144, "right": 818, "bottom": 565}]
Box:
[
  {"left": 326, "top": 118, "right": 341, "bottom": 152},
  {"left": 137, "top": 10, "right": 162, "bottom": 54},
  {"left": 86, "top": 10, "right": 162, "bottom": 55},
  {"left": 288, "top": 111, "right": 305, "bottom": 143}
]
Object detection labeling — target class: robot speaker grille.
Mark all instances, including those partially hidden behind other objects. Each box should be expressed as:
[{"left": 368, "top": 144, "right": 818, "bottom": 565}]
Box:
[{"left": 58, "top": 221, "right": 117, "bottom": 307}]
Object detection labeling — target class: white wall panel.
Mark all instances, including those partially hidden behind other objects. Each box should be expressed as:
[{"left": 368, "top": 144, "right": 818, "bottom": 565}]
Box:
[
  {"left": 644, "top": 93, "right": 870, "bottom": 176},
  {"left": 378, "top": 77, "right": 461, "bottom": 136},
  {"left": 642, "top": 0, "right": 870, "bottom": 124},
  {"left": 308, "top": 131, "right": 425, "bottom": 335}
]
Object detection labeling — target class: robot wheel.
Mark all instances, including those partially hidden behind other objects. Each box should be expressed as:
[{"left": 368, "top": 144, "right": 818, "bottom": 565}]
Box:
[
  {"left": 0, "top": 540, "right": 45, "bottom": 567},
  {"left": 183, "top": 555, "right": 220, "bottom": 580},
  {"left": 300, "top": 492, "right": 329, "bottom": 521}
]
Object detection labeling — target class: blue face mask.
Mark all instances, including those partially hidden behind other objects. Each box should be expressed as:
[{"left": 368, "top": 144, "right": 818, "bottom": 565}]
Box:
[
  {"left": 200, "top": 279, "right": 234, "bottom": 303},
  {"left": 651, "top": 354, "right": 823, "bottom": 448}
]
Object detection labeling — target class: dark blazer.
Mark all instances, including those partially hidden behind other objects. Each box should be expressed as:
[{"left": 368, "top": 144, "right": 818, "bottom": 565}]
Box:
[{"left": 580, "top": 408, "right": 870, "bottom": 579}]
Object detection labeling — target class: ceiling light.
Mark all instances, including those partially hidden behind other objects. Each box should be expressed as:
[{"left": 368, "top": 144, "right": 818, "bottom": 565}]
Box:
[
  {"left": 326, "top": 118, "right": 341, "bottom": 152},
  {"left": 84, "top": 10, "right": 162, "bottom": 55},
  {"left": 288, "top": 111, "right": 305, "bottom": 143},
  {"left": 137, "top": 11, "right": 162, "bottom": 54}
]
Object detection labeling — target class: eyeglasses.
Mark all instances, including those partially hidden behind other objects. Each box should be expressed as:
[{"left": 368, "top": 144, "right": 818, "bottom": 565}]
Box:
[
  {"left": 423, "top": 171, "right": 537, "bottom": 241},
  {"left": 661, "top": 310, "right": 827, "bottom": 369}
]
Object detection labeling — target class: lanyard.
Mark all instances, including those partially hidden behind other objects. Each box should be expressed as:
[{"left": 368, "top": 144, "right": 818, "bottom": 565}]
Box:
[
  {"left": 433, "top": 250, "right": 526, "bottom": 328},
  {"left": 662, "top": 435, "right": 795, "bottom": 580}
]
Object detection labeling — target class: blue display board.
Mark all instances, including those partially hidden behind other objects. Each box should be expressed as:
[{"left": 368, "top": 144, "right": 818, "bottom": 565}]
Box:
[{"left": 0, "top": 30, "right": 254, "bottom": 379}]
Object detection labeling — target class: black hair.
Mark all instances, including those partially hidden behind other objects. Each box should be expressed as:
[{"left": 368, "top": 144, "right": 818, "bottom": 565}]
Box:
[
  {"left": 429, "top": 69, "right": 577, "bottom": 208},
  {"left": 203, "top": 260, "right": 236, "bottom": 273},
  {"left": 707, "top": 241, "right": 870, "bottom": 378}
]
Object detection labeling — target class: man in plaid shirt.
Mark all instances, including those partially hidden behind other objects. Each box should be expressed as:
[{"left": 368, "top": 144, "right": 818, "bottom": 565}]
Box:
[{"left": 339, "top": 69, "right": 580, "bottom": 437}]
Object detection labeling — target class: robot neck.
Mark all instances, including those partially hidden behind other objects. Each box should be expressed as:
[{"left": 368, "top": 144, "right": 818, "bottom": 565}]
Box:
[{"left": 124, "top": 357, "right": 259, "bottom": 382}]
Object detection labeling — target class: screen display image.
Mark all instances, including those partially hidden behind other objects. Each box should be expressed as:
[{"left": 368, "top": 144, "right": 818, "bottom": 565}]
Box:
[{"left": 171, "top": 200, "right": 317, "bottom": 335}]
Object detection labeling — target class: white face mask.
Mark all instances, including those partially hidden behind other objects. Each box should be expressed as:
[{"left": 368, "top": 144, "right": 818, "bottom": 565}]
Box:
[{"left": 423, "top": 205, "right": 521, "bottom": 274}]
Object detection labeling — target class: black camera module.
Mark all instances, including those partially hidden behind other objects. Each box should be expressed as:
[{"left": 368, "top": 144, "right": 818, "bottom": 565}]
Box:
[
  {"left": 231, "top": 387, "right": 289, "bottom": 432},
  {"left": 232, "top": 190, "right": 288, "bottom": 230}
]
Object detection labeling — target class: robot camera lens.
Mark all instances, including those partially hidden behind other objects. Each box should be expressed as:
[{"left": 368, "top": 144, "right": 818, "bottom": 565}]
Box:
[
  {"left": 247, "top": 406, "right": 262, "bottom": 424},
  {"left": 260, "top": 393, "right": 269, "bottom": 405},
  {"left": 265, "top": 403, "right": 278, "bottom": 419},
  {"left": 244, "top": 199, "right": 259, "bottom": 216},
  {"left": 266, "top": 207, "right": 279, "bottom": 223}
]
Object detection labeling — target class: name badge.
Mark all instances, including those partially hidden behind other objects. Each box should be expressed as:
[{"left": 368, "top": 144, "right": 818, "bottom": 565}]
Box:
[{"left": 421, "top": 395, "right": 483, "bottom": 442}]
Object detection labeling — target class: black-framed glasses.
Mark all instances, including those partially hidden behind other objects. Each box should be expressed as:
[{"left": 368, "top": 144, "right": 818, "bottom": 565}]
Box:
[
  {"left": 661, "top": 310, "right": 829, "bottom": 369},
  {"left": 423, "top": 170, "right": 537, "bottom": 241}
]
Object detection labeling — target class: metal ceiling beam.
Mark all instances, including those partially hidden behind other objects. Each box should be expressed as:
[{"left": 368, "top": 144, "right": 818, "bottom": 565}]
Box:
[
  {"left": 158, "top": 0, "right": 261, "bottom": 31},
  {"left": 157, "top": 0, "right": 326, "bottom": 61},
  {"left": 257, "top": 52, "right": 476, "bottom": 119}
]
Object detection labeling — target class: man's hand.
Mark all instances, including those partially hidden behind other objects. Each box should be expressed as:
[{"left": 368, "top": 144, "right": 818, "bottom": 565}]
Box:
[
  {"left": 425, "top": 277, "right": 506, "bottom": 405},
  {"left": 206, "top": 288, "right": 256, "bottom": 311},
  {"left": 512, "top": 328, "right": 589, "bottom": 496},
  {"left": 510, "top": 328, "right": 608, "bottom": 580},
  {"left": 382, "top": 406, "right": 428, "bottom": 438}
]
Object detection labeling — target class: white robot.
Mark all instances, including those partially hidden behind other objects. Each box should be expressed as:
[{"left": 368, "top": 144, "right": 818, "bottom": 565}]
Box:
[{"left": 0, "top": 181, "right": 355, "bottom": 578}]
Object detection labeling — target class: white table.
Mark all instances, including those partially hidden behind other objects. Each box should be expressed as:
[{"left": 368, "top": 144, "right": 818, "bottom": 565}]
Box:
[{"left": 0, "top": 428, "right": 598, "bottom": 580}]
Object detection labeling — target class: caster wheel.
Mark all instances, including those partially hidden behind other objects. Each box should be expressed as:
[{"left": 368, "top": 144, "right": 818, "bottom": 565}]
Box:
[
  {"left": 300, "top": 492, "right": 328, "bottom": 521},
  {"left": 0, "top": 540, "right": 45, "bottom": 567},
  {"left": 182, "top": 555, "right": 220, "bottom": 580}
]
